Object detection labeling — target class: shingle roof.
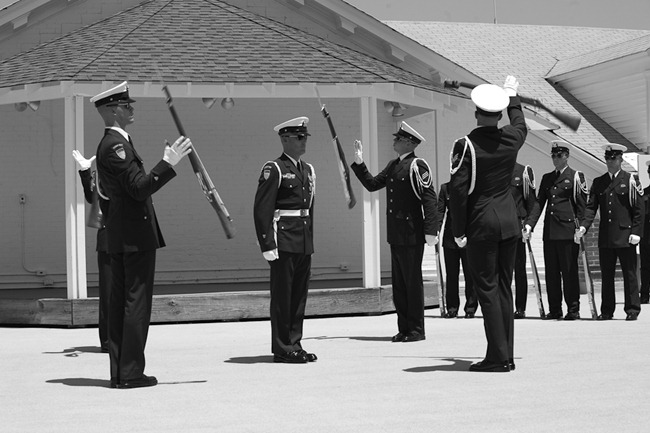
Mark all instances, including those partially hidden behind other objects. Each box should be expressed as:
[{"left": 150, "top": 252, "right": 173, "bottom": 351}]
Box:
[
  {"left": 0, "top": 0, "right": 456, "bottom": 97},
  {"left": 384, "top": 21, "right": 650, "bottom": 156},
  {"left": 548, "top": 33, "right": 650, "bottom": 77}
]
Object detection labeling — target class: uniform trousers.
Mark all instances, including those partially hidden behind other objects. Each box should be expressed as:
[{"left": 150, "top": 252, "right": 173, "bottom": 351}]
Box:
[
  {"left": 108, "top": 250, "right": 156, "bottom": 382},
  {"left": 269, "top": 252, "right": 311, "bottom": 355},
  {"left": 513, "top": 240, "right": 528, "bottom": 312},
  {"left": 390, "top": 243, "right": 425, "bottom": 336},
  {"left": 443, "top": 247, "right": 477, "bottom": 314},
  {"left": 466, "top": 236, "right": 517, "bottom": 364},
  {"left": 639, "top": 243, "right": 650, "bottom": 301},
  {"left": 543, "top": 239, "right": 580, "bottom": 314},
  {"left": 599, "top": 246, "right": 641, "bottom": 315},
  {"left": 97, "top": 250, "right": 111, "bottom": 351}
]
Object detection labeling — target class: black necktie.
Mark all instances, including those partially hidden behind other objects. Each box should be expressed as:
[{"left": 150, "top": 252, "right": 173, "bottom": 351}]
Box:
[{"left": 554, "top": 170, "right": 560, "bottom": 180}]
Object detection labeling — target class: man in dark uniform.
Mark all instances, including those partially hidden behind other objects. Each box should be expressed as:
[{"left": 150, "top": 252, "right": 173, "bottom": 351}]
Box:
[
  {"left": 577, "top": 143, "right": 643, "bottom": 321},
  {"left": 93, "top": 81, "right": 192, "bottom": 388},
  {"left": 72, "top": 150, "right": 110, "bottom": 352},
  {"left": 639, "top": 160, "right": 650, "bottom": 305},
  {"left": 449, "top": 76, "right": 527, "bottom": 372},
  {"left": 437, "top": 181, "right": 477, "bottom": 318},
  {"left": 527, "top": 141, "right": 587, "bottom": 320},
  {"left": 254, "top": 116, "right": 317, "bottom": 364},
  {"left": 511, "top": 163, "right": 537, "bottom": 319},
  {"left": 351, "top": 122, "right": 439, "bottom": 343}
]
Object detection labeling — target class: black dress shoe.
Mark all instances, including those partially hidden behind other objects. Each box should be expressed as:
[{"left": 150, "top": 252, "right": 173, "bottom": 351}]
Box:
[
  {"left": 464, "top": 311, "right": 475, "bottom": 318},
  {"left": 640, "top": 296, "right": 649, "bottom": 305},
  {"left": 469, "top": 360, "right": 510, "bottom": 372},
  {"left": 273, "top": 351, "right": 308, "bottom": 363},
  {"left": 625, "top": 312, "right": 639, "bottom": 321},
  {"left": 115, "top": 374, "right": 157, "bottom": 389},
  {"left": 509, "top": 359, "right": 516, "bottom": 371},
  {"left": 544, "top": 311, "right": 563, "bottom": 320},
  {"left": 403, "top": 332, "right": 426, "bottom": 342},
  {"left": 597, "top": 314, "right": 613, "bottom": 321},
  {"left": 564, "top": 312, "right": 580, "bottom": 321},
  {"left": 298, "top": 349, "right": 318, "bottom": 362},
  {"left": 391, "top": 332, "right": 406, "bottom": 342},
  {"left": 446, "top": 310, "right": 458, "bottom": 319},
  {"left": 514, "top": 310, "right": 526, "bottom": 319}
]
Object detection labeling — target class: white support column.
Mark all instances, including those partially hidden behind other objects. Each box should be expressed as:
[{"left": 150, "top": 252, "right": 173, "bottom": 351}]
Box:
[
  {"left": 64, "top": 95, "right": 87, "bottom": 299},
  {"left": 646, "top": 71, "right": 650, "bottom": 152},
  {"left": 359, "top": 97, "right": 382, "bottom": 288}
]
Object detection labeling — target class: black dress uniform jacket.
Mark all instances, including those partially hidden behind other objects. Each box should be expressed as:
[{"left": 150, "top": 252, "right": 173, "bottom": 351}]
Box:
[
  {"left": 352, "top": 154, "right": 438, "bottom": 245},
  {"left": 582, "top": 171, "right": 643, "bottom": 247},
  {"left": 528, "top": 167, "right": 586, "bottom": 240},
  {"left": 510, "top": 163, "right": 536, "bottom": 227},
  {"left": 96, "top": 129, "right": 176, "bottom": 253},
  {"left": 449, "top": 95, "right": 527, "bottom": 366},
  {"left": 254, "top": 154, "right": 314, "bottom": 255},
  {"left": 254, "top": 154, "right": 315, "bottom": 355}
]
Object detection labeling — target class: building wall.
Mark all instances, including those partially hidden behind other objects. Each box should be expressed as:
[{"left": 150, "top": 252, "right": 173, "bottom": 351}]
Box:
[{"left": 2, "top": 95, "right": 476, "bottom": 291}]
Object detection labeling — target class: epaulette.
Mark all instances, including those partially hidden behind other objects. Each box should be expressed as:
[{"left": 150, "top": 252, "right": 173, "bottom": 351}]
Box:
[
  {"left": 449, "top": 136, "right": 476, "bottom": 195},
  {"left": 410, "top": 158, "right": 433, "bottom": 200}
]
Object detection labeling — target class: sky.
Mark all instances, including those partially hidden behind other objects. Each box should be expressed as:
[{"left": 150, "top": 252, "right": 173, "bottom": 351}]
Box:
[{"left": 344, "top": 0, "right": 650, "bottom": 30}]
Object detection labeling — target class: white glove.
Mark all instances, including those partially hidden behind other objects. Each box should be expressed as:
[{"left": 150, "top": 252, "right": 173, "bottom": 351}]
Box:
[
  {"left": 521, "top": 224, "right": 532, "bottom": 242},
  {"left": 630, "top": 235, "right": 641, "bottom": 245},
  {"left": 574, "top": 226, "right": 586, "bottom": 244},
  {"left": 263, "top": 249, "right": 279, "bottom": 261},
  {"left": 503, "top": 75, "right": 519, "bottom": 97},
  {"left": 72, "top": 150, "right": 95, "bottom": 171},
  {"left": 425, "top": 234, "right": 438, "bottom": 247},
  {"left": 353, "top": 140, "right": 363, "bottom": 164},
  {"left": 163, "top": 136, "right": 193, "bottom": 166},
  {"left": 454, "top": 236, "right": 467, "bottom": 248}
]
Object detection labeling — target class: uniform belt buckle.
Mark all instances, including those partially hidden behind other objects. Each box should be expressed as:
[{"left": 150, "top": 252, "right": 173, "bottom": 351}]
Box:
[{"left": 300, "top": 209, "right": 309, "bottom": 217}]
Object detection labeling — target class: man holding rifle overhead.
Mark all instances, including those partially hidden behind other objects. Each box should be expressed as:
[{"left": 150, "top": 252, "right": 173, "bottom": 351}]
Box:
[
  {"left": 576, "top": 143, "right": 643, "bottom": 321},
  {"left": 93, "top": 81, "right": 192, "bottom": 388},
  {"left": 449, "top": 76, "right": 526, "bottom": 372},
  {"left": 527, "top": 141, "right": 587, "bottom": 321},
  {"left": 254, "top": 117, "right": 318, "bottom": 364},
  {"left": 351, "top": 122, "right": 439, "bottom": 343}
]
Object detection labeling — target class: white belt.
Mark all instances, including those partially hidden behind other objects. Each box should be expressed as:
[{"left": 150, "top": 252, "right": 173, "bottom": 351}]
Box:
[{"left": 276, "top": 209, "right": 310, "bottom": 217}]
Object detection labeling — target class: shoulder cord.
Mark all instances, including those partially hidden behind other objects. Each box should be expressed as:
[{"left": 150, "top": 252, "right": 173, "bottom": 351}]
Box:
[
  {"left": 449, "top": 136, "right": 476, "bottom": 195},
  {"left": 522, "top": 165, "right": 535, "bottom": 200},
  {"left": 305, "top": 162, "right": 316, "bottom": 208},
  {"left": 630, "top": 174, "right": 644, "bottom": 206},
  {"left": 409, "top": 158, "right": 433, "bottom": 200}
]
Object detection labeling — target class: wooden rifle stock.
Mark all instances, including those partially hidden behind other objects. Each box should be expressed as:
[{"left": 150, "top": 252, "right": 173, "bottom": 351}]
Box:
[
  {"left": 443, "top": 80, "right": 581, "bottom": 131},
  {"left": 578, "top": 236, "right": 598, "bottom": 319},
  {"left": 161, "top": 85, "right": 236, "bottom": 239}
]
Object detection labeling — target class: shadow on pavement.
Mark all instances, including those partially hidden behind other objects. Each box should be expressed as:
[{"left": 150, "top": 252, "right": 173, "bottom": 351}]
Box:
[
  {"left": 43, "top": 346, "right": 105, "bottom": 357},
  {"left": 404, "top": 358, "right": 474, "bottom": 373},
  {"left": 224, "top": 355, "right": 275, "bottom": 364},
  {"left": 47, "top": 378, "right": 111, "bottom": 388}
]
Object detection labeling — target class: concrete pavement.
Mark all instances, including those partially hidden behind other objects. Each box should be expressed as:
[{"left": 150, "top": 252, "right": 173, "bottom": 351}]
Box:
[{"left": 1, "top": 294, "right": 647, "bottom": 433}]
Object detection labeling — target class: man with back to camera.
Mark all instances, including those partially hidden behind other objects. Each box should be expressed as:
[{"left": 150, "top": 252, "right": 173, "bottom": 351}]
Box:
[
  {"left": 92, "top": 81, "right": 192, "bottom": 388},
  {"left": 449, "top": 76, "right": 527, "bottom": 372}
]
